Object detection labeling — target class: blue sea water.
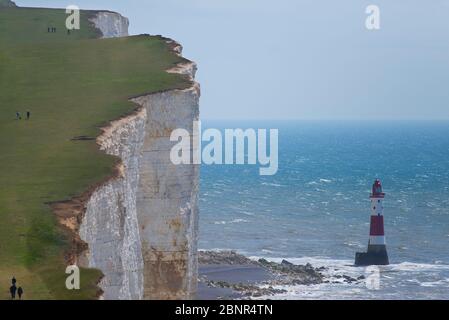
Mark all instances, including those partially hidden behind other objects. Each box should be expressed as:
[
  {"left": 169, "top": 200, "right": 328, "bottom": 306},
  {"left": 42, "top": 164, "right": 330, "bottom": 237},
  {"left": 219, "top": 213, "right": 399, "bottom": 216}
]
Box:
[{"left": 199, "top": 120, "right": 449, "bottom": 299}]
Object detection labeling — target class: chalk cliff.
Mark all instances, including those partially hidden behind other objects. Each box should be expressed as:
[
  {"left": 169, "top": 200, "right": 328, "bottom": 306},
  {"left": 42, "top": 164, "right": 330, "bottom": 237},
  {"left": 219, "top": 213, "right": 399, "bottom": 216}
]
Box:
[
  {"left": 78, "top": 12, "right": 200, "bottom": 300},
  {"left": 90, "top": 11, "right": 130, "bottom": 38}
]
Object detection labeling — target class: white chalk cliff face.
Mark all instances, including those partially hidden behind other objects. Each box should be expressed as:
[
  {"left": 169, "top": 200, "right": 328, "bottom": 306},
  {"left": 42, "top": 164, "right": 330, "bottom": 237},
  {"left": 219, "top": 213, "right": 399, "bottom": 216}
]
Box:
[
  {"left": 90, "top": 11, "right": 130, "bottom": 38},
  {"left": 79, "top": 11, "right": 200, "bottom": 300}
]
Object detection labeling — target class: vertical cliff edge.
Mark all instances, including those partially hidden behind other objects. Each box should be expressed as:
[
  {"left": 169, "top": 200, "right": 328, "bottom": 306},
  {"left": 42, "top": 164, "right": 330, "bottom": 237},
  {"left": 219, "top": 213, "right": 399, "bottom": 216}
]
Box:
[{"left": 73, "top": 11, "right": 199, "bottom": 300}]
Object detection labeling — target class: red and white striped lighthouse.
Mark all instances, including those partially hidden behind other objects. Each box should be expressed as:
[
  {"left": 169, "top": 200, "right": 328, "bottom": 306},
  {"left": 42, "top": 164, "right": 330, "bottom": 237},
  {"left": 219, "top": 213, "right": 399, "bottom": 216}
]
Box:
[{"left": 355, "top": 179, "right": 389, "bottom": 266}]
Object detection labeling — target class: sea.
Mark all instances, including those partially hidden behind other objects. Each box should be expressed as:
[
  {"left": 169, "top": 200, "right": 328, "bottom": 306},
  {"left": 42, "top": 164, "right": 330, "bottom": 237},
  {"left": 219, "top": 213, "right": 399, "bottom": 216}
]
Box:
[{"left": 199, "top": 120, "right": 449, "bottom": 299}]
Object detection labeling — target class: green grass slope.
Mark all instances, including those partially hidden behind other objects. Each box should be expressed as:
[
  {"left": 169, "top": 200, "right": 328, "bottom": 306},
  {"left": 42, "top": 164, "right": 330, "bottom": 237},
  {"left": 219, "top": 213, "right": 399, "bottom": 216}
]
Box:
[{"left": 0, "top": 6, "right": 191, "bottom": 299}]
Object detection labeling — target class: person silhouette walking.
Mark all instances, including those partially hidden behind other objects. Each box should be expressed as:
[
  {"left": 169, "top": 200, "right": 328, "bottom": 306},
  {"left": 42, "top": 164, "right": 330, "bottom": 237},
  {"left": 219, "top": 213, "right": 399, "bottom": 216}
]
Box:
[
  {"left": 10, "top": 284, "right": 16, "bottom": 300},
  {"left": 17, "top": 287, "right": 23, "bottom": 300}
]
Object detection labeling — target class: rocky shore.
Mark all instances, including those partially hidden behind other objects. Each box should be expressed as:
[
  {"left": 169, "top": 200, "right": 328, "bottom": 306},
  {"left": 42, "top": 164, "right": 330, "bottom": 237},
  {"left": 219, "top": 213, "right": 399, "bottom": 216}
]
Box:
[{"left": 198, "top": 251, "right": 366, "bottom": 299}]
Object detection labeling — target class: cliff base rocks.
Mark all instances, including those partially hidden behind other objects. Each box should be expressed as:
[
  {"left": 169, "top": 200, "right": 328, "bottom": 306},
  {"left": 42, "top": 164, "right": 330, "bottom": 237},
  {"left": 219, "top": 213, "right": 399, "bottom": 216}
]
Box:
[
  {"left": 198, "top": 251, "right": 368, "bottom": 299},
  {"left": 198, "top": 251, "right": 323, "bottom": 299}
]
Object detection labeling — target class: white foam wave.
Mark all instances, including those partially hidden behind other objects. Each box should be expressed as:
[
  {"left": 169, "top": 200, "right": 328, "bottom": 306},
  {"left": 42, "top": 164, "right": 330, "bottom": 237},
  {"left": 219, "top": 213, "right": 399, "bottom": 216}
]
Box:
[
  {"left": 213, "top": 219, "right": 249, "bottom": 225},
  {"left": 261, "top": 182, "right": 283, "bottom": 187},
  {"left": 389, "top": 261, "right": 449, "bottom": 272},
  {"left": 419, "top": 278, "right": 449, "bottom": 287}
]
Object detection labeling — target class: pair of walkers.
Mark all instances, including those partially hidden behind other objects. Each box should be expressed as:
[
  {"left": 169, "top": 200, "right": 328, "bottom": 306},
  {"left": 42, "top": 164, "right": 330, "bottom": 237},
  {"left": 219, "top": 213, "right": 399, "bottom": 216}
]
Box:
[
  {"left": 9, "top": 277, "right": 23, "bottom": 300},
  {"left": 15, "top": 111, "right": 30, "bottom": 120}
]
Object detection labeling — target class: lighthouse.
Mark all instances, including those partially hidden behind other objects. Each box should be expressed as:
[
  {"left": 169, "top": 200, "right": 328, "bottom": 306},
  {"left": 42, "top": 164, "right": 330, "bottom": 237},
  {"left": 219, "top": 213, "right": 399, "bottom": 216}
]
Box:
[{"left": 355, "top": 179, "right": 389, "bottom": 266}]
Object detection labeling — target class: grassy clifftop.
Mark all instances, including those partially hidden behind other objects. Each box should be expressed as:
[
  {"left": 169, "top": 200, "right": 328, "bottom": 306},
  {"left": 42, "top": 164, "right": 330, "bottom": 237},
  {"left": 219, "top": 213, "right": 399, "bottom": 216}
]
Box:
[{"left": 0, "top": 6, "right": 191, "bottom": 299}]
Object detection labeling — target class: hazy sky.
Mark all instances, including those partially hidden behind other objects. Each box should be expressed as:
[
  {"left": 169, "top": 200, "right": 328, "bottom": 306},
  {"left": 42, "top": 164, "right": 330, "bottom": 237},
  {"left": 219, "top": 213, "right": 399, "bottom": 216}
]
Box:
[{"left": 16, "top": 0, "right": 449, "bottom": 120}]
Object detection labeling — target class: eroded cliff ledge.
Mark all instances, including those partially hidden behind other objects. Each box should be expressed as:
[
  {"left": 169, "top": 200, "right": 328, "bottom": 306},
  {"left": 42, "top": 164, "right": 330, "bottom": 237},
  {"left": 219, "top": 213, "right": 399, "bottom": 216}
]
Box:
[{"left": 76, "top": 12, "right": 199, "bottom": 300}]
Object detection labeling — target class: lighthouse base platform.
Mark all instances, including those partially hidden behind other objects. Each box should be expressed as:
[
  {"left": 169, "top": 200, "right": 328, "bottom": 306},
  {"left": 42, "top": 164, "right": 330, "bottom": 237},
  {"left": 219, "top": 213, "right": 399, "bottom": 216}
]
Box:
[{"left": 355, "top": 245, "right": 389, "bottom": 266}]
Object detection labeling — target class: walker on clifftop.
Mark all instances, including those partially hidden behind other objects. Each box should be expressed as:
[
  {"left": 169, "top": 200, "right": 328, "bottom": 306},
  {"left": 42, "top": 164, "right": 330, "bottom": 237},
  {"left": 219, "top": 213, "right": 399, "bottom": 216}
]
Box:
[{"left": 355, "top": 179, "right": 390, "bottom": 266}]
